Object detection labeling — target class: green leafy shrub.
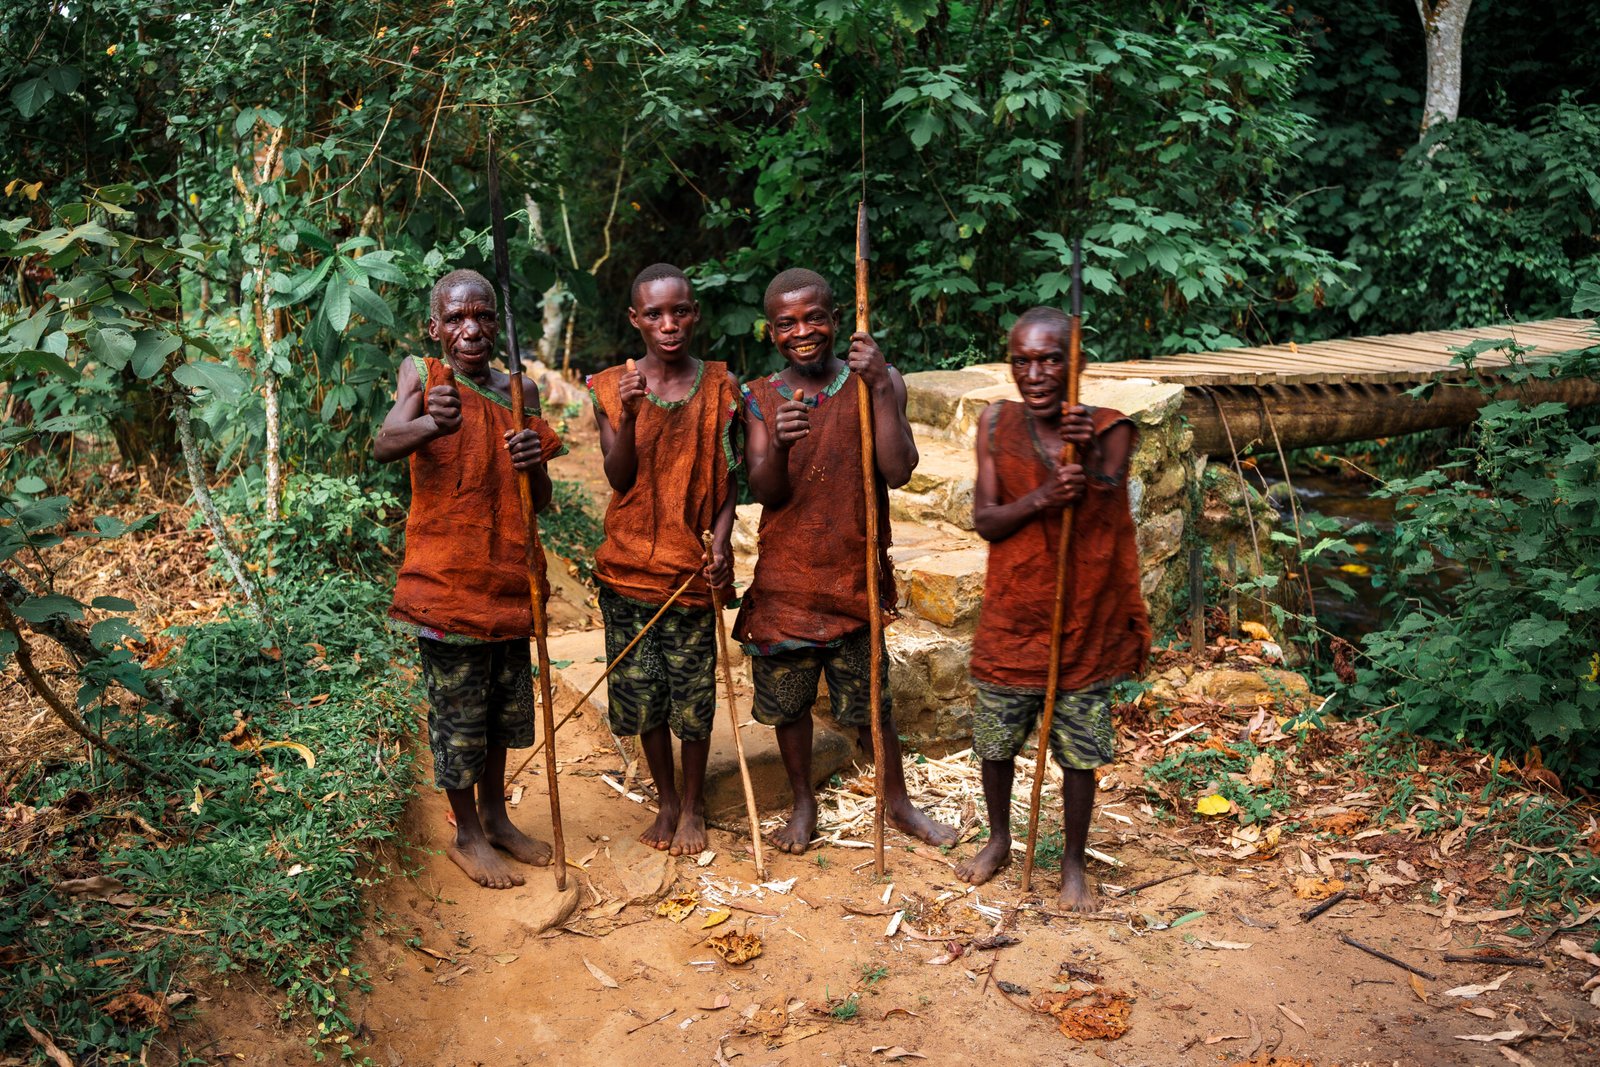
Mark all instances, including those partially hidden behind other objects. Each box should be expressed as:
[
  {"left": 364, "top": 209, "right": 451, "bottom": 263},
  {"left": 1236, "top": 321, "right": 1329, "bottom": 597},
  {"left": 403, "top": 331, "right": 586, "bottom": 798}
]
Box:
[{"left": 1349, "top": 337, "right": 1600, "bottom": 789}]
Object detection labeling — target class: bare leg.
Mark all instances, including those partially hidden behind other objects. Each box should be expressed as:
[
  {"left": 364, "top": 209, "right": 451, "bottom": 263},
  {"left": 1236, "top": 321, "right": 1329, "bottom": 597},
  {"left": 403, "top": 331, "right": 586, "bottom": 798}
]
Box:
[
  {"left": 869, "top": 724, "right": 958, "bottom": 848},
  {"left": 637, "top": 725, "right": 680, "bottom": 850},
  {"left": 670, "top": 736, "right": 710, "bottom": 855},
  {"left": 446, "top": 782, "right": 524, "bottom": 889},
  {"left": 478, "top": 745, "right": 551, "bottom": 867},
  {"left": 1056, "top": 768, "right": 1098, "bottom": 912},
  {"left": 769, "top": 715, "right": 817, "bottom": 854},
  {"left": 954, "top": 759, "right": 1014, "bottom": 884}
]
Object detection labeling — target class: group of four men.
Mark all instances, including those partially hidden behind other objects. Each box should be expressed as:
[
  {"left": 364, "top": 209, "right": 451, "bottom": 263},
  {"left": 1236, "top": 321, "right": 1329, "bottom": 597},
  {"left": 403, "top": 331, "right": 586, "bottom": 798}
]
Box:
[{"left": 375, "top": 263, "right": 1150, "bottom": 912}]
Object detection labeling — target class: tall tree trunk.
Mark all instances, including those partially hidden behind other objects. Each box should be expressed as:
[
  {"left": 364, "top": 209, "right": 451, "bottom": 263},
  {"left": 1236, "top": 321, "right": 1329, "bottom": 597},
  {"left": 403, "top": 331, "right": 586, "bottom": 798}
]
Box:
[
  {"left": 176, "top": 403, "right": 265, "bottom": 622},
  {"left": 526, "top": 193, "right": 568, "bottom": 370},
  {"left": 1416, "top": 0, "right": 1472, "bottom": 138}
]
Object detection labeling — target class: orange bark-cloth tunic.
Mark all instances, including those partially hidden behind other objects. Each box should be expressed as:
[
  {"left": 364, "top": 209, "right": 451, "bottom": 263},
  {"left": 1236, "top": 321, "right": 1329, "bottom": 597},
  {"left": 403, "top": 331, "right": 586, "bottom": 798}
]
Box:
[
  {"left": 969, "top": 401, "right": 1151, "bottom": 692},
  {"left": 389, "top": 355, "right": 565, "bottom": 642},
  {"left": 734, "top": 368, "right": 896, "bottom": 652},
  {"left": 587, "top": 360, "right": 740, "bottom": 610}
]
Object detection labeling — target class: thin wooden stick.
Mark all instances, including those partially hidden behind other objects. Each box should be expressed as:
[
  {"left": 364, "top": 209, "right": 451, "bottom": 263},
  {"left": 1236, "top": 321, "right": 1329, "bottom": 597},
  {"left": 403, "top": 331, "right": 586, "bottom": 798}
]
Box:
[
  {"left": 1338, "top": 934, "right": 1438, "bottom": 980},
  {"left": 507, "top": 570, "right": 697, "bottom": 783},
  {"left": 855, "top": 198, "right": 887, "bottom": 879},
  {"left": 489, "top": 130, "right": 565, "bottom": 889},
  {"left": 1441, "top": 953, "right": 1545, "bottom": 968},
  {"left": 703, "top": 531, "right": 766, "bottom": 880},
  {"left": 1020, "top": 238, "right": 1082, "bottom": 894},
  {"left": 1299, "top": 888, "right": 1350, "bottom": 922},
  {"left": 1106, "top": 866, "right": 1198, "bottom": 898}
]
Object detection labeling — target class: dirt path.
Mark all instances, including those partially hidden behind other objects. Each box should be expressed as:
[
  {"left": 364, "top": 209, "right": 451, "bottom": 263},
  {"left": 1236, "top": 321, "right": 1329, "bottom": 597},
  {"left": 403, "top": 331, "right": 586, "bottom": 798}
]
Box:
[{"left": 325, "top": 704, "right": 1596, "bottom": 1067}]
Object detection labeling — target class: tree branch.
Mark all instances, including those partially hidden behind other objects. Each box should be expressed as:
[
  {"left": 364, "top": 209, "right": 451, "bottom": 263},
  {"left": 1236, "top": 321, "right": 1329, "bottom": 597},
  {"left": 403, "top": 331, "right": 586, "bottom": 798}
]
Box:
[{"left": 175, "top": 403, "right": 266, "bottom": 622}]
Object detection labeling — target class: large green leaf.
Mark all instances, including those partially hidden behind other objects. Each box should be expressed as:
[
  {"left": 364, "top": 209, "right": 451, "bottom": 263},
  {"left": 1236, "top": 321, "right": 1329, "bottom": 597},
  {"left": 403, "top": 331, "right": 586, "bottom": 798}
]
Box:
[{"left": 10, "top": 77, "right": 53, "bottom": 119}]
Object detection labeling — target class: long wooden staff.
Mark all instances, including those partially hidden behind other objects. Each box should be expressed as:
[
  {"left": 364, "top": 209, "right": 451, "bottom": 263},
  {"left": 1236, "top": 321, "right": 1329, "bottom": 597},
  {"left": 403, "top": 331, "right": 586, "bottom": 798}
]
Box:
[
  {"left": 701, "top": 531, "right": 766, "bottom": 879},
  {"left": 1020, "top": 237, "right": 1084, "bottom": 893},
  {"left": 855, "top": 198, "right": 888, "bottom": 878},
  {"left": 488, "top": 130, "right": 566, "bottom": 889},
  {"left": 506, "top": 568, "right": 699, "bottom": 783}
]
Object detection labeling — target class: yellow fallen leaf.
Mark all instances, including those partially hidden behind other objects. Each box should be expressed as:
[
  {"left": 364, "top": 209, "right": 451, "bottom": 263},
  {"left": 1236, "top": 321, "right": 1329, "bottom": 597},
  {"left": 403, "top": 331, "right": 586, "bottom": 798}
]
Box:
[
  {"left": 701, "top": 909, "right": 731, "bottom": 929},
  {"left": 1195, "top": 794, "right": 1231, "bottom": 817},
  {"left": 188, "top": 785, "right": 204, "bottom": 814},
  {"left": 1409, "top": 973, "right": 1429, "bottom": 1004},
  {"left": 1338, "top": 562, "right": 1371, "bottom": 576},
  {"left": 1239, "top": 621, "right": 1274, "bottom": 642},
  {"left": 655, "top": 892, "right": 698, "bottom": 922},
  {"left": 258, "top": 740, "right": 316, "bottom": 769}
]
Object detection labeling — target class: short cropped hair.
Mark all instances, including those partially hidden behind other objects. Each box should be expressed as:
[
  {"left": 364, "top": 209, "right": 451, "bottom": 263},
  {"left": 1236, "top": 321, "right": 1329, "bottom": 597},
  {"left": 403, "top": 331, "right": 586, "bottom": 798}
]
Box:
[
  {"left": 1009, "top": 305, "right": 1071, "bottom": 344},
  {"left": 430, "top": 269, "right": 495, "bottom": 319},
  {"left": 630, "top": 262, "right": 691, "bottom": 305},
  {"left": 763, "top": 268, "right": 834, "bottom": 316}
]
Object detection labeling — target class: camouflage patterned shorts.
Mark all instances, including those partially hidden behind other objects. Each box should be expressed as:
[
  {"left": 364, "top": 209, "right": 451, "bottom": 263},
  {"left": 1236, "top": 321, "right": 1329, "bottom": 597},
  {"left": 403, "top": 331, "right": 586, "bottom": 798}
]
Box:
[
  {"left": 417, "top": 637, "right": 536, "bottom": 791},
  {"left": 749, "top": 628, "right": 892, "bottom": 729},
  {"left": 971, "top": 682, "right": 1115, "bottom": 770},
  {"left": 599, "top": 586, "right": 717, "bottom": 743}
]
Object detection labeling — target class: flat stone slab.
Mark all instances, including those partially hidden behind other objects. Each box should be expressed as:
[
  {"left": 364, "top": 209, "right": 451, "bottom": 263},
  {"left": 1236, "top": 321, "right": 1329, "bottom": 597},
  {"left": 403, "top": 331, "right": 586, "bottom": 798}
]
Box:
[{"left": 891, "top": 433, "right": 975, "bottom": 531}]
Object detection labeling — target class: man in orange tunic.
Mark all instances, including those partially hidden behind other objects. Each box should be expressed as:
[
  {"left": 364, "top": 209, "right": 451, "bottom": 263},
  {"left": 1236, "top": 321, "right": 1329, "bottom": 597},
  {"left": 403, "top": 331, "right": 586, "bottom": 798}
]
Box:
[
  {"left": 588, "top": 263, "right": 740, "bottom": 857},
  {"left": 737, "top": 268, "right": 957, "bottom": 855},
  {"left": 956, "top": 306, "right": 1151, "bottom": 911},
  {"left": 375, "top": 268, "right": 565, "bottom": 890}
]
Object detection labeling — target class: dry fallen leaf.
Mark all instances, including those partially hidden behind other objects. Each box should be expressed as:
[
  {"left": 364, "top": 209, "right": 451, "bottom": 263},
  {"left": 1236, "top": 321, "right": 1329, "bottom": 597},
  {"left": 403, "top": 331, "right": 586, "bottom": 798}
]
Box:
[
  {"left": 708, "top": 930, "right": 763, "bottom": 965},
  {"left": 1292, "top": 876, "right": 1344, "bottom": 901},
  {"left": 1202, "top": 940, "right": 1253, "bottom": 951},
  {"left": 258, "top": 740, "right": 316, "bottom": 767},
  {"left": 871, "top": 1047, "right": 927, "bottom": 1061},
  {"left": 1409, "top": 973, "right": 1429, "bottom": 1004},
  {"left": 699, "top": 994, "right": 731, "bottom": 1011},
  {"left": 1033, "top": 989, "right": 1133, "bottom": 1041},
  {"left": 1454, "top": 1030, "right": 1527, "bottom": 1043},
  {"left": 1557, "top": 938, "right": 1600, "bottom": 967},
  {"left": 583, "top": 958, "right": 620, "bottom": 989},
  {"left": 1444, "top": 971, "right": 1513, "bottom": 998},
  {"left": 1500, "top": 1047, "right": 1536, "bottom": 1067},
  {"left": 1277, "top": 1004, "right": 1307, "bottom": 1030},
  {"left": 1195, "top": 794, "right": 1231, "bottom": 817},
  {"left": 492, "top": 953, "right": 519, "bottom": 965},
  {"left": 1462, "top": 1005, "right": 1497, "bottom": 1020},
  {"left": 1247, "top": 753, "right": 1275, "bottom": 786},
  {"left": 655, "top": 892, "right": 698, "bottom": 923},
  {"left": 701, "top": 909, "right": 731, "bottom": 930}
]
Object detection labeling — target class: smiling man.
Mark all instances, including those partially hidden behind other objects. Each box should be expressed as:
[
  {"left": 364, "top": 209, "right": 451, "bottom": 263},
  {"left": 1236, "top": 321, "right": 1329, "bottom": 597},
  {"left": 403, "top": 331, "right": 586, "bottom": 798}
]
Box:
[
  {"left": 375, "top": 268, "right": 565, "bottom": 890},
  {"left": 734, "top": 267, "right": 957, "bottom": 855},
  {"left": 587, "top": 263, "right": 741, "bottom": 857}
]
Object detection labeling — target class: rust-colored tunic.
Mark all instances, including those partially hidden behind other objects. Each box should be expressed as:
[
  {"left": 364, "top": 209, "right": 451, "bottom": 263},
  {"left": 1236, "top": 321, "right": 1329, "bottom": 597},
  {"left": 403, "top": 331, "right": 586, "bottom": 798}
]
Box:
[
  {"left": 389, "top": 355, "right": 565, "bottom": 642},
  {"left": 587, "top": 359, "right": 739, "bottom": 609},
  {"left": 734, "top": 368, "right": 895, "bottom": 652},
  {"left": 969, "top": 401, "right": 1151, "bottom": 691}
]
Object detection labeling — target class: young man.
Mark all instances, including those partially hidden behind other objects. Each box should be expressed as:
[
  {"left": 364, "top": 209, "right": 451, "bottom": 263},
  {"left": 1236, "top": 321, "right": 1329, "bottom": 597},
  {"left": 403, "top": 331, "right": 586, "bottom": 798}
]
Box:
[
  {"left": 956, "top": 306, "right": 1151, "bottom": 911},
  {"left": 735, "top": 268, "right": 958, "bottom": 855},
  {"left": 588, "top": 263, "right": 740, "bottom": 856},
  {"left": 376, "top": 268, "right": 565, "bottom": 890}
]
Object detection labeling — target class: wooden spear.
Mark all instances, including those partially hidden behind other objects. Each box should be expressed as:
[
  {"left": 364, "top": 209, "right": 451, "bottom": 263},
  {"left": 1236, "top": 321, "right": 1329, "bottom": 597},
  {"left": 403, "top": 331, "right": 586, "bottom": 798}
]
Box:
[
  {"left": 701, "top": 531, "right": 766, "bottom": 879},
  {"left": 1020, "top": 236, "right": 1084, "bottom": 894},
  {"left": 487, "top": 129, "right": 566, "bottom": 889},
  {"left": 854, "top": 199, "right": 888, "bottom": 878}
]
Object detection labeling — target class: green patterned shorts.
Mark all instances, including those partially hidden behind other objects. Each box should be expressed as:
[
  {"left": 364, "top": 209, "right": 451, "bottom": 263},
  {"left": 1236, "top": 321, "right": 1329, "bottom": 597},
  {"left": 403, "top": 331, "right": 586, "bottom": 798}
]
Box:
[
  {"left": 417, "top": 637, "right": 536, "bottom": 791},
  {"left": 599, "top": 586, "right": 717, "bottom": 743},
  {"left": 971, "top": 682, "right": 1115, "bottom": 770},
  {"left": 749, "top": 628, "right": 892, "bottom": 729}
]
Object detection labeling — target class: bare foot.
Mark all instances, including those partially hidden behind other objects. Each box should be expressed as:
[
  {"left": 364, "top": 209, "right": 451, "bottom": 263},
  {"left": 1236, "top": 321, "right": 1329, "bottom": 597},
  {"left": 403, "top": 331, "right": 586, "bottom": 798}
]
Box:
[
  {"left": 954, "top": 836, "right": 1012, "bottom": 886},
  {"left": 669, "top": 808, "right": 707, "bottom": 856},
  {"left": 641, "top": 805, "right": 678, "bottom": 851},
  {"left": 483, "top": 815, "right": 552, "bottom": 867},
  {"left": 1056, "top": 861, "right": 1098, "bottom": 913},
  {"left": 448, "top": 836, "right": 525, "bottom": 890},
  {"left": 885, "top": 798, "right": 959, "bottom": 848},
  {"left": 768, "top": 796, "right": 817, "bottom": 855}
]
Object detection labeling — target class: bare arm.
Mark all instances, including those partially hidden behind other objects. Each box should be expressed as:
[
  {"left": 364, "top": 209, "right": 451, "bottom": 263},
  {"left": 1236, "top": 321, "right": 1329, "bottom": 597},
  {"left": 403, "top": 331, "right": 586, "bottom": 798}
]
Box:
[
  {"left": 872, "top": 366, "right": 918, "bottom": 489},
  {"left": 595, "top": 362, "right": 647, "bottom": 493},
  {"left": 375, "top": 358, "right": 459, "bottom": 463},
  {"left": 972, "top": 405, "right": 1084, "bottom": 542}
]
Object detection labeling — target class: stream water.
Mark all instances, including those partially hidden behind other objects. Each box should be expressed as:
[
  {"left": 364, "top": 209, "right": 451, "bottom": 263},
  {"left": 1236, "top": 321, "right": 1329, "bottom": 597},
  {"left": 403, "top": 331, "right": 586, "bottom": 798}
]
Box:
[{"left": 1257, "top": 468, "right": 1394, "bottom": 637}]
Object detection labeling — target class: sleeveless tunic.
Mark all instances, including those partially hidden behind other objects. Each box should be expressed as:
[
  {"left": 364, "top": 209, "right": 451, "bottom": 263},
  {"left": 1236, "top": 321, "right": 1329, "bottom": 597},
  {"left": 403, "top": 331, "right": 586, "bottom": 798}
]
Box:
[
  {"left": 969, "top": 401, "right": 1151, "bottom": 691},
  {"left": 389, "top": 356, "right": 565, "bottom": 642},
  {"left": 587, "top": 360, "right": 739, "bottom": 609},
  {"left": 734, "top": 368, "right": 896, "bottom": 651}
]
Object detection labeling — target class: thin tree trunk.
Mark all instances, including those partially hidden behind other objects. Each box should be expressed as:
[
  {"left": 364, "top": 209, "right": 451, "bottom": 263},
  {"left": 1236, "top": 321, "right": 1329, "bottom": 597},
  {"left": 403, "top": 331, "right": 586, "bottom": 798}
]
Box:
[
  {"left": 1416, "top": 0, "right": 1472, "bottom": 138},
  {"left": 176, "top": 403, "right": 265, "bottom": 621},
  {"left": 526, "top": 193, "right": 568, "bottom": 370}
]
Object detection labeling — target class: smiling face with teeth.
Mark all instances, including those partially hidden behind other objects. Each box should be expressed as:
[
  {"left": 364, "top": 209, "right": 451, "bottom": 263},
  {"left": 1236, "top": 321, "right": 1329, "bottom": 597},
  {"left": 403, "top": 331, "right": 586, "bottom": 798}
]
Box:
[{"left": 766, "top": 285, "right": 842, "bottom": 381}]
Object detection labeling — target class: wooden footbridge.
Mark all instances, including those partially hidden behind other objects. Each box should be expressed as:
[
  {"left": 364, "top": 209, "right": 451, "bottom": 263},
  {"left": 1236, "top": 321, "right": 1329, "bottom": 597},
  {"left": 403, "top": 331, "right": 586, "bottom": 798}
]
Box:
[{"left": 1084, "top": 317, "right": 1600, "bottom": 454}]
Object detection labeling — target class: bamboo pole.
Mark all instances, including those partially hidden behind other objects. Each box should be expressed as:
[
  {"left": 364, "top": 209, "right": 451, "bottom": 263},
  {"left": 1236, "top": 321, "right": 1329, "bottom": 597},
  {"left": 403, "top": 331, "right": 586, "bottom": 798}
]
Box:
[
  {"left": 488, "top": 131, "right": 566, "bottom": 889},
  {"left": 854, "top": 199, "right": 888, "bottom": 879},
  {"left": 1020, "top": 238, "right": 1084, "bottom": 894},
  {"left": 702, "top": 531, "right": 766, "bottom": 879}
]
